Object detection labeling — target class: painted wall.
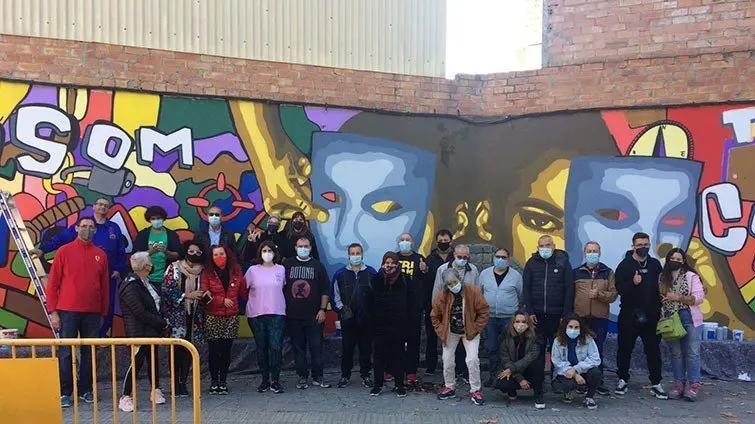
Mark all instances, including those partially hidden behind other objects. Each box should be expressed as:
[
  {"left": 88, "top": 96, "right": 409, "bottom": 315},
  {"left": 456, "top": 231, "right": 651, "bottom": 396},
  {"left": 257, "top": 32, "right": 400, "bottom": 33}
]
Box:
[{"left": 1, "top": 80, "right": 754, "bottom": 338}]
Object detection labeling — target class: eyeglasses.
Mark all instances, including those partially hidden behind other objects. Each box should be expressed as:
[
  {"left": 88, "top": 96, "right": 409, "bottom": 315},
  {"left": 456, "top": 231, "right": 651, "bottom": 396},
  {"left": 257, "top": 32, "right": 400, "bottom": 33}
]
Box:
[
  {"left": 94, "top": 202, "right": 109, "bottom": 207},
  {"left": 208, "top": 213, "right": 221, "bottom": 217},
  {"left": 456, "top": 256, "right": 470, "bottom": 260}
]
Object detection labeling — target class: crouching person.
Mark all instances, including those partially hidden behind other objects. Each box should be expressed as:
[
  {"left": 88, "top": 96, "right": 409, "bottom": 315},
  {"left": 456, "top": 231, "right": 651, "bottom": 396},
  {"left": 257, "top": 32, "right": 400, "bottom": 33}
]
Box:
[
  {"left": 494, "top": 311, "right": 545, "bottom": 409},
  {"left": 551, "top": 314, "right": 602, "bottom": 410}
]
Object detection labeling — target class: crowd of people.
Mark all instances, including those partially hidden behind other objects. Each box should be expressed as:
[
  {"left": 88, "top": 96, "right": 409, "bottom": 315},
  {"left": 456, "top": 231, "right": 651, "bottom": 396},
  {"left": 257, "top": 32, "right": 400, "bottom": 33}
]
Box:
[{"left": 39, "top": 198, "right": 707, "bottom": 412}]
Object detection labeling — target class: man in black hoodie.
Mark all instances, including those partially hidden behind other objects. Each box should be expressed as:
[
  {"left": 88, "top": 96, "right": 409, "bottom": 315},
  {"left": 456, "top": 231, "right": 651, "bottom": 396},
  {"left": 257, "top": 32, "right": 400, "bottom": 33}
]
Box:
[
  {"left": 521, "top": 234, "right": 574, "bottom": 392},
  {"left": 614, "top": 232, "right": 667, "bottom": 399},
  {"left": 424, "top": 229, "right": 454, "bottom": 375},
  {"left": 396, "top": 233, "right": 428, "bottom": 384}
]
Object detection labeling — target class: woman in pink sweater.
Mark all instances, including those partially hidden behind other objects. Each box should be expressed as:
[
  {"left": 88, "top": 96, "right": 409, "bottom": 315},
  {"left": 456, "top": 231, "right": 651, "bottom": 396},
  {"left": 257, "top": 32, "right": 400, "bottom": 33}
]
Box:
[
  {"left": 244, "top": 240, "right": 286, "bottom": 394},
  {"left": 659, "top": 248, "right": 706, "bottom": 402}
]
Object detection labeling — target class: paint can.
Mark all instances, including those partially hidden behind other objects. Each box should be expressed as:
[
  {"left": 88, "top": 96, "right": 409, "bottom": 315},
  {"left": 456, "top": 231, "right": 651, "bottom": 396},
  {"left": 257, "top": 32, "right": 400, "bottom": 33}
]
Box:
[
  {"left": 732, "top": 329, "right": 745, "bottom": 342},
  {"left": 335, "top": 320, "right": 342, "bottom": 338},
  {"left": 0, "top": 328, "right": 18, "bottom": 351},
  {"left": 716, "top": 326, "right": 728, "bottom": 341},
  {"left": 703, "top": 322, "right": 718, "bottom": 341}
]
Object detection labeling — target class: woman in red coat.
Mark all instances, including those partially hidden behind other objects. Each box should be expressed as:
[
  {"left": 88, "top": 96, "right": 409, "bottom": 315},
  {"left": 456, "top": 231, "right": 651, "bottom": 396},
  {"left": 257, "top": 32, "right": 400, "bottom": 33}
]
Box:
[{"left": 201, "top": 245, "right": 246, "bottom": 395}]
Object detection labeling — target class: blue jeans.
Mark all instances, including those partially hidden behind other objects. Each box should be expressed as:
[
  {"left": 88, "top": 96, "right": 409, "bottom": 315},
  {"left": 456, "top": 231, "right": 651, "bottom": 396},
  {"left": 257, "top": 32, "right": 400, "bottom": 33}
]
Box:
[
  {"left": 588, "top": 317, "right": 608, "bottom": 372},
  {"left": 249, "top": 315, "right": 286, "bottom": 382},
  {"left": 58, "top": 311, "right": 101, "bottom": 396},
  {"left": 668, "top": 308, "right": 703, "bottom": 383},
  {"left": 484, "top": 316, "right": 510, "bottom": 377}
]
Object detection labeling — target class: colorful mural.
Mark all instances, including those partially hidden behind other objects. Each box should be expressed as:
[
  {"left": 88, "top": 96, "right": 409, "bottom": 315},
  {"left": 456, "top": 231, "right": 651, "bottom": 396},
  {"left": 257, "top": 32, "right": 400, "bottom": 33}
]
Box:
[{"left": 0, "top": 80, "right": 754, "bottom": 338}]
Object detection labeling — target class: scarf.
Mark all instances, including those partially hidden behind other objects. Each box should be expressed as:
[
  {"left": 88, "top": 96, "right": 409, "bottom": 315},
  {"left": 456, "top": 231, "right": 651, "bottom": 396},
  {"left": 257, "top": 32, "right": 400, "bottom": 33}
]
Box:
[
  {"left": 177, "top": 260, "right": 203, "bottom": 314},
  {"left": 382, "top": 251, "right": 400, "bottom": 284}
]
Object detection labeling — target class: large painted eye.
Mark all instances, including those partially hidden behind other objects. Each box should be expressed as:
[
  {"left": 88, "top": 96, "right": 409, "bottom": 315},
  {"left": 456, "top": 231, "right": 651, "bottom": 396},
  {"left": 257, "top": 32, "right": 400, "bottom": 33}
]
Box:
[
  {"left": 320, "top": 191, "right": 341, "bottom": 203},
  {"left": 596, "top": 208, "right": 628, "bottom": 221},
  {"left": 519, "top": 206, "right": 562, "bottom": 233},
  {"left": 371, "top": 200, "right": 402, "bottom": 214},
  {"left": 662, "top": 213, "right": 688, "bottom": 227}
]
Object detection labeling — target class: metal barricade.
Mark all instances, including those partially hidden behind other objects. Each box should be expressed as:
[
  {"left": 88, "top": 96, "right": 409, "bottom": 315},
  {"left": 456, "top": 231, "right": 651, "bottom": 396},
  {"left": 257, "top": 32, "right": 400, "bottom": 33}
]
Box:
[{"left": 0, "top": 338, "right": 201, "bottom": 424}]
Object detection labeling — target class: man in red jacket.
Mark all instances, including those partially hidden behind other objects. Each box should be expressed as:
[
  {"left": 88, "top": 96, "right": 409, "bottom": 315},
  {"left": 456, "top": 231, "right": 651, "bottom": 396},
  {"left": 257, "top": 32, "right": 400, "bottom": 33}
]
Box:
[{"left": 46, "top": 216, "right": 110, "bottom": 408}]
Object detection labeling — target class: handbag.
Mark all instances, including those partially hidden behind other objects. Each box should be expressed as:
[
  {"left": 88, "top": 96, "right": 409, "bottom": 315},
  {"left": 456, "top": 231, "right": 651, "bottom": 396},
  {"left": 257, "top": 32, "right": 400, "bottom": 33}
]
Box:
[{"left": 656, "top": 311, "right": 687, "bottom": 341}]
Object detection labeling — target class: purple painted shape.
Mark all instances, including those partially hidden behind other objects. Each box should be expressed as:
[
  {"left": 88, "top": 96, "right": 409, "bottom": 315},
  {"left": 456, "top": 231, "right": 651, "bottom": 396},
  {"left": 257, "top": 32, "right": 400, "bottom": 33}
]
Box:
[
  {"left": 246, "top": 189, "right": 262, "bottom": 212},
  {"left": 117, "top": 187, "right": 180, "bottom": 217},
  {"left": 304, "top": 107, "right": 360, "bottom": 131},
  {"left": 3, "top": 84, "right": 58, "bottom": 143},
  {"left": 194, "top": 133, "right": 248, "bottom": 165},
  {"left": 146, "top": 151, "right": 178, "bottom": 173}
]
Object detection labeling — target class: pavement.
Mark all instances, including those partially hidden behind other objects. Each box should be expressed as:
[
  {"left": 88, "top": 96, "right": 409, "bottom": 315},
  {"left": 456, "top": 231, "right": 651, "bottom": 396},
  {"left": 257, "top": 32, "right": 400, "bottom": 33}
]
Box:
[{"left": 59, "top": 369, "right": 754, "bottom": 424}]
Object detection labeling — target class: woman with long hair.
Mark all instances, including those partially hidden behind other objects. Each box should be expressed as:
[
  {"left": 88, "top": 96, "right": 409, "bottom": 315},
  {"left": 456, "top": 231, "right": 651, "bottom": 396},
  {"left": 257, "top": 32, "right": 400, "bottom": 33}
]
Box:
[
  {"left": 494, "top": 311, "right": 544, "bottom": 409},
  {"left": 201, "top": 245, "right": 246, "bottom": 395},
  {"left": 281, "top": 211, "right": 319, "bottom": 260},
  {"left": 162, "top": 239, "right": 207, "bottom": 397},
  {"left": 659, "top": 248, "right": 705, "bottom": 401},
  {"left": 551, "top": 314, "right": 602, "bottom": 410},
  {"left": 244, "top": 240, "right": 287, "bottom": 394}
]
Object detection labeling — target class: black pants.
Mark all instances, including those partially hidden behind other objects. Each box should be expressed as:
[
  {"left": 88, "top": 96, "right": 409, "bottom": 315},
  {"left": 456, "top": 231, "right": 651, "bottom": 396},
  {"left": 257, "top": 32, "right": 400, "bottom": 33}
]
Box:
[
  {"left": 405, "top": 310, "right": 422, "bottom": 375},
  {"left": 552, "top": 367, "right": 603, "bottom": 397},
  {"left": 58, "top": 311, "right": 100, "bottom": 396},
  {"left": 617, "top": 311, "right": 662, "bottom": 385},
  {"left": 288, "top": 318, "right": 324, "bottom": 379},
  {"left": 123, "top": 345, "right": 161, "bottom": 396},
  {"left": 208, "top": 339, "right": 233, "bottom": 385},
  {"left": 174, "top": 313, "right": 193, "bottom": 386},
  {"left": 423, "top": 308, "right": 438, "bottom": 372},
  {"left": 495, "top": 360, "right": 544, "bottom": 396},
  {"left": 534, "top": 314, "right": 561, "bottom": 383},
  {"left": 373, "top": 330, "right": 405, "bottom": 389},
  {"left": 341, "top": 318, "right": 372, "bottom": 379}
]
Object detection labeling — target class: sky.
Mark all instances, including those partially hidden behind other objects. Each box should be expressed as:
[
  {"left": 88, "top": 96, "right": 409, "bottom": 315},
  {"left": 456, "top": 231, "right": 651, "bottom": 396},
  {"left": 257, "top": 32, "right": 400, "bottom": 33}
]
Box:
[{"left": 445, "top": 0, "right": 542, "bottom": 78}]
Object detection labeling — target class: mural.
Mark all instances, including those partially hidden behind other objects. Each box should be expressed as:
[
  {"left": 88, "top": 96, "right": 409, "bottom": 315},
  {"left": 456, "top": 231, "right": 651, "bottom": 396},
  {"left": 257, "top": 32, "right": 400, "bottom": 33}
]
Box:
[{"left": 0, "top": 79, "right": 754, "bottom": 338}]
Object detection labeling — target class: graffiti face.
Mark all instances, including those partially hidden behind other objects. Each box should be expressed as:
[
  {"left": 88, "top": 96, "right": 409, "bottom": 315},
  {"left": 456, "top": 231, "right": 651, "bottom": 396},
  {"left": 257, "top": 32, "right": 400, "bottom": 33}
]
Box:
[{"left": 308, "top": 133, "right": 436, "bottom": 274}]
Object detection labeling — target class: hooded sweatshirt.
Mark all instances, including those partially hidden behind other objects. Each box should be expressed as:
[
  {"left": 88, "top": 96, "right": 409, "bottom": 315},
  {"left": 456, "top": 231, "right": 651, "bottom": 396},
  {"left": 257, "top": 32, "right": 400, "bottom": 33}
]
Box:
[{"left": 615, "top": 250, "right": 663, "bottom": 321}]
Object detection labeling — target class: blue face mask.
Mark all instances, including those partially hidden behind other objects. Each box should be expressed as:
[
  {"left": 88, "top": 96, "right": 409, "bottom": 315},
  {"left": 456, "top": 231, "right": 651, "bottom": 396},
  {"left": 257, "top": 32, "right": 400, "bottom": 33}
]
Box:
[
  {"left": 538, "top": 247, "right": 553, "bottom": 260},
  {"left": 454, "top": 257, "right": 468, "bottom": 268},
  {"left": 449, "top": 283, "right": 462, "bottom": 294},
  {"left": 398, "top": 240, "right": 412, "bottom": 253},
  {"left": 349, "top": 255, "right": 363, "bottom": 266},
  {"left": 296, "top": 247, "right": 311, "bottom": 259},
  {"left": 566, "top": 329, "right": 580, "bottom": 340},
  {"left": 208, "top": 215, "right": 221, "bottom": 227},
  {"left": 493, "top": 257, "right": 508, "bottom": 269},
  {"left": 585, "top": 252, "right": 600, "bottom": 265},
  {"left": 151, "top": 219, "right": 164, "bottom": 230}
]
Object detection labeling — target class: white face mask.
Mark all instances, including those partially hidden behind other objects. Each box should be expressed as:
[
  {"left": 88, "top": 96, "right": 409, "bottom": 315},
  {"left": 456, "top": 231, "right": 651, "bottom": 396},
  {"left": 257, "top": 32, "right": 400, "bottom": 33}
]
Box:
[{"left": 261, "top": 252, "right": 274, "bottom": 263}]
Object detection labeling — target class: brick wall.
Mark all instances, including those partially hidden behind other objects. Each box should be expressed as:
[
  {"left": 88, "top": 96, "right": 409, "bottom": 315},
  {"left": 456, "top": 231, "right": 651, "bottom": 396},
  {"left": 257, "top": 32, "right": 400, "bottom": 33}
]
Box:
[
  {"left": 544, "top": 0, "right": 755, "bottom": 66},
  {"left": 0, "top": 34, "right": 753, "bottom": 118}
]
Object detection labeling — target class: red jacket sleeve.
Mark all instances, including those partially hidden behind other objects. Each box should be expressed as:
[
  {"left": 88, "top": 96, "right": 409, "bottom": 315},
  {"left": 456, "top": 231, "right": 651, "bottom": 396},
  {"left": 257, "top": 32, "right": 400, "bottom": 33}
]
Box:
[
  {"left": 100, "top": 255, "right": 110, "bottom": 315},
  {"left": 46, "top": 248, "right": 64, "bottom": 312}
]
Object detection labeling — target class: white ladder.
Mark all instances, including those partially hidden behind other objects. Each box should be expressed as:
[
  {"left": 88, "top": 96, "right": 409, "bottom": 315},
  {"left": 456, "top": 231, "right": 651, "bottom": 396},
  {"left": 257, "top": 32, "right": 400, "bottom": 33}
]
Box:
[{"left": 0, "top": 191, "right": 59, "bottom": 338}]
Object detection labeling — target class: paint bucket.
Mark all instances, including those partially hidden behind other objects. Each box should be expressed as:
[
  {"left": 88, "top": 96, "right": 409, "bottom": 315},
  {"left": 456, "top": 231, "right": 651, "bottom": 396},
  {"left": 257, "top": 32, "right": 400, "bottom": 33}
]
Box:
[
  {"left": 335, "top": 320, "right": 342, "bottom": 338},
  {"left": 703, "top": 322, "right": 718, "bottom": 341},
  {"left": 0, "top": 328, "right": 18, "bottom": 351},
  {"left": 732, "top": 329, "right": 745, "bottom": 342},
  {"left": 716, "top": 326, "right": 728, "bottom": 341}
]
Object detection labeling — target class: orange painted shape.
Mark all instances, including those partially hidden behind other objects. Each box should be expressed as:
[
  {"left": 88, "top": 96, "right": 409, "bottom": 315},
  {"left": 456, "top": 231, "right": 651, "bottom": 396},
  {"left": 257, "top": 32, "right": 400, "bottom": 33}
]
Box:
[
  {"left": 0, "top": 358, "right": 63, "bottom": 424},
  {"left": 0, "top": 288, "right": 5, "bottom": 306}
]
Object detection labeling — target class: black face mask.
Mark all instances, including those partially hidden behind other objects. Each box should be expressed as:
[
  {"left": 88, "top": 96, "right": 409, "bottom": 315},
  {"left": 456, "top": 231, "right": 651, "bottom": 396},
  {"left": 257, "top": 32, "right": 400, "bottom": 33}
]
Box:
[
  {"left": 267, "top": 224, "right": 279, "bottom": 234},
  {"left": 293, "top": 221, "right": 305, "bottom": 231},
  {"left": 636, "top": 247, "right": 650, "bottom": 258},
  {"left": 437, "top": 242, "right": 451, "bottom": 252},
  {"left": 667, "top": 261, "right": 683, "bottom": 271},
  {"left": 187, "top": 253, "right": 203, "bottom": 264}
]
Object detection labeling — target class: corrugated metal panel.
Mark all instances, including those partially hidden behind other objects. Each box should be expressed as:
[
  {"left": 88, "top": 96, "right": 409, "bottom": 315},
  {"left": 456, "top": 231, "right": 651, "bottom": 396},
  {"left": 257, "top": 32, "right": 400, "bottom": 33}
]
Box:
[{"left": 0, "top": 0, "right": 446, "bottom": 77}]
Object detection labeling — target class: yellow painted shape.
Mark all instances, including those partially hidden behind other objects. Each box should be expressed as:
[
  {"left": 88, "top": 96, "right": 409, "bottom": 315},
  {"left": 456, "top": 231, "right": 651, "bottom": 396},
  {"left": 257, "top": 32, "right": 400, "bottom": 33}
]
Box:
[
  {"left": 124, "top": 152, "right": 176, "bottom": 196},
  {"left": 630, "top": 123, "right": 690, "bottom": 158},
  {"left": 113, "top": 91, "right": 159, "bottom": 138},
  {"left": 0, "top": 170, "right": 24, "bottom": 194},
  {"left": 59, "top": 88, "right": 90, "bottom": 120},
  {"left": 0, "top": 81, "right": 30, "bottom": 124},
  {"left": 129, "top": 206, "right": 188, "bottom": 231},
  {"left": 238, "top": 315, "right": 252, "bottom": 338},
  {"left": 418, "top": 211, "right": 434, "bottom": 257},
  {"left": 0, "top": 358, "right": 62, "bottom": 423},
  {"left": 42, "top": 153, "right": 76, "bottom": 194},
  {"left": 742, "top": 277, "right": 755, "bottom": 304}
]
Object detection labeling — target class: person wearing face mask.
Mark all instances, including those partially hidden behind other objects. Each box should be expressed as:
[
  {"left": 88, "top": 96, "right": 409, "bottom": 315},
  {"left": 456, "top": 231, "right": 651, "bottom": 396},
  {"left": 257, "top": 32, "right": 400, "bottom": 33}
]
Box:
[
  {"left": 201, "top": 245, "right": 246, "bottom": 395},
  {"left": 572, "top": 241, "right": 616, "bottom": 396},
  {"left": 45, "top": 217, "right": 110, "bottom": 408},
  {"left": 281, "top": 210, "right": 320, "bottom": 261},
  {"left": 161, "top": 240, "right": 207, "bottom": 397},
  {"left": 244, "top": 241, "right": 287, "bottom": 394},
  {"left": 614, "top": 232, "right": 666, "bottom": 399},
  {"left": 195, "top": 205, "right": 236, "bottom": 252},
  {"left": 241, "top": 215, "right": 287, "bottom": 265},
  {"left": 520, "top": 235, "right": 574, "bottom": 389},
  {"left": 423, "top": 229, "right": 454, "bottom": 375},
  {"left": 659, "top": 248, "right": 705, "bottom": 402},
  {"left": 551, "top": 314, "right": 602, "bottom": 410},
  {"left": 331, "top": 243, "right": 377, "bottom": 388},
  {"left": 134, "top": 206, "right": 181, "bottom": 295},
  {"left": 283, "top": 237, "right": 331, "bottom": 389},
  {"left": 494, "top": 311, "right": 544, "bottom": 409},
  {"left": 395, "top": 233, "right": 428, "bottom": 384},
  {"left": 432, "top": 268, "right": 490, "bottom": 406},
  {"left": 365, "top": 252, "right": 409, "bottom": 397},
  {"left": 476, "top": 247, "right": 523, "bottom": 387}
]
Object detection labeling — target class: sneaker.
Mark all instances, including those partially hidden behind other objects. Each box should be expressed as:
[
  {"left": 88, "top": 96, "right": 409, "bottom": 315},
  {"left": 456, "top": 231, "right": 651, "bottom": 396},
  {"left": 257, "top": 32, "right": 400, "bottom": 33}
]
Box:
[
  {"left": 395, "top": 387, "right": 407, "bottom": 398},
  {"left": 407, "top": 374, "right": 418, "bottom": 384},
  {"left": 60, "top": 395, "right": 72, "bottom": 408},
  {"left": 337, "top": 377, "right": 349, "bottom": 388},
  {"left": 562, "top": 391, "right": 573, "bottom": 404},
  {"left": 370, "top": 387, "right": 382, "bottom": 396},
  {"left": 79, "top": 392, "right": 94, "bottom": 403},
  {"left": 384, "top": 373, "right": 394, "bottom": 382},
  {"left": 669, "top": 381, "right": 684, "bottom": 400},
  {"left": 258, "top": 381, "right": 271, "bottom": 393},
  {"left": 437, "top": 387, "right": 456, "bottom": 400},
  {"left": 576, "top": 385, "right": 587, "bottom": 395},
  {"left": 484, "top": 375, "right": 495, "bottom": 388},
  {"left": 471, "top": 390, "right": 484, "bottom": 406},
  {"left": 651, "top": 384, "right": 668, "bottom": 400},
  {"left": 209, "top": 383, "right": 220, "bottom": 395},
  {"left": 118, "top": 395, "right": 133, "bottom": 412},
  {"left": 534, "top": 394, "right": 546, "bottom": 409},
  {"left": 152, "top": 388, "right": 166, "bottom": 404},
  {"left": 614, "top": 379, "right": 628, "bottom": 396},
  {"left": 312, "top": 377, "right": 331, "bottom": 388},
  {"left": 361, "top": 376, "right": 373, "bottom": 388},
  {"left": 507, "top": 391, "right": 518, "bottom": 401},
  {"left": 271, "top": 381, "right": 285, "bottom": 394},
  {"left": 684, "top": 382, "right": 701, "bottom": 402},
  {"left": 177, "top": 383, "right": 190, "bottom": 397},
  {"left": 296, "top": 378, "right": 309, "bottom": 390},
  {"left": 595, "top": 386, "right": 611, "bottom": 396},
  {"left": 217, "top": 385, "right": 229, "bottom": 395},
  {"left": 584, "top": 397, "right": 598, "bottom": 410}
]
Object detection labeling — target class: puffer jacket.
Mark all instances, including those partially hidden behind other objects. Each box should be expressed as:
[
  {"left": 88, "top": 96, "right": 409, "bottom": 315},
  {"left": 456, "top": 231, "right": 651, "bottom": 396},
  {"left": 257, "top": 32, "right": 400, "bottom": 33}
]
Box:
[
  {"left": 521, "top": 249, "right": 574, "bottom": 316},
  {"left": 431, "top": 283, "right": 490, "bottom": 343},
  {"left": 119, "top": 274, "right": 166, "bottom": 338},
  {"left": 499, "top": 329, "right": 540, "bottom": 382},
  {"left": 573, "top": 262, "right": 617, "bottom": 319},
  {"left": 201, "top": 266, "right": 245, "bottom": 317}
]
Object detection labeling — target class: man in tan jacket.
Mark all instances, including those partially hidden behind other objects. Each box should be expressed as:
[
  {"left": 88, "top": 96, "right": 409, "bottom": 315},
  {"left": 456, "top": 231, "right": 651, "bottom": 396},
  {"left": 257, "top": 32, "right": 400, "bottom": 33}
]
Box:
[{"left": 431, "top": 267, "right": 490, "bottom": 406}]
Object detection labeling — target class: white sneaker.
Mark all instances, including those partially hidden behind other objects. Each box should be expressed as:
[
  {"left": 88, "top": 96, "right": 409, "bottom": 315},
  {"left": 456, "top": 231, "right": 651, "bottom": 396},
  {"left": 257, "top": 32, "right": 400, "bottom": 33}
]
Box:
[
  {"left": 151, "top": 388, "right": 166, "bottom": 405},
  {"left": 118, "top": 395, "right": 134, "bottom": 412}
]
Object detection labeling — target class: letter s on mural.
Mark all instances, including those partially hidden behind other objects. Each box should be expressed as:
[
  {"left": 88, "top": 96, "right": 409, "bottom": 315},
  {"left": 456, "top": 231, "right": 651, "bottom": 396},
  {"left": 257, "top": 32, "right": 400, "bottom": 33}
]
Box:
[{"left": 0, "top": 80, "right": 754, "bottom": 338}]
